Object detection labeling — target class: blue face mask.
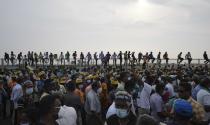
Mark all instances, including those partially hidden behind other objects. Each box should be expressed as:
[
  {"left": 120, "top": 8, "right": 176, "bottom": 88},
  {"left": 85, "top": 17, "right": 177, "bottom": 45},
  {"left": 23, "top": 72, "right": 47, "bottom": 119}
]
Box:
[
  {"left": 116, "top": 108, "right": 128, "bottom": 118},
  {"left": 26, "top": 88, "right": 33, "bottom": 95}
]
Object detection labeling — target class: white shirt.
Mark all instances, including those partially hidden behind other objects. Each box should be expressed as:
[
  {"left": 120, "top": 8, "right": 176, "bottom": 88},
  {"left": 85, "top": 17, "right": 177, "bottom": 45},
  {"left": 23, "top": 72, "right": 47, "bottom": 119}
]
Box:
[
  {"left": 150, "top": 93, "right": 164, "bottom": 122},
  {"left": 56, "top": 105, "right": 77, "bottom": 125},
  {"left": 165, "top": 83, "right": 175, "bottom": 98},
  {"left": 197, "top": 89, "right": 210, "bottom": 120},
  {"left": 137, "top": 82, "right": 152, "bottom": 110}
]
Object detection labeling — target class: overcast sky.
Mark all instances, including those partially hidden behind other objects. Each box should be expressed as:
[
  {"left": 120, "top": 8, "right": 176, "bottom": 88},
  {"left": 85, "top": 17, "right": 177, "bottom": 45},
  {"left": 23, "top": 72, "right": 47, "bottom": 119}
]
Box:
[{"left": 0, "top": 0, "right": 210, "bottom": 58}]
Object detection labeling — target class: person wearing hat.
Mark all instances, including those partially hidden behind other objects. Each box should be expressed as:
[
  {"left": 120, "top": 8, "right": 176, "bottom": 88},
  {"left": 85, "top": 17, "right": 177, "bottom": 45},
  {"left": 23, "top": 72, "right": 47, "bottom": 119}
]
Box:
[
  {"left": 74, "top": 78, "right": 84, "bottom": 104},
  {"left": 109, "top": 77, "right": 119, "bottom": 103},
  {"left": 35, "top": 71, "right": 46, "bottom": 93},
  {"left": 106, "top": 90, "right": 137, "bottom": 125},
  {"left": 178, "top": 82, "right": 206, "bottom": 124},
  {"left": 84, "top": 81, "right": 101, "bottom": 122},
  {"left": 168, "top": 99, "right": 193, "bottom": 125},
  {"left": 22, "top": 80, "right": 35, "bottom": 107}
]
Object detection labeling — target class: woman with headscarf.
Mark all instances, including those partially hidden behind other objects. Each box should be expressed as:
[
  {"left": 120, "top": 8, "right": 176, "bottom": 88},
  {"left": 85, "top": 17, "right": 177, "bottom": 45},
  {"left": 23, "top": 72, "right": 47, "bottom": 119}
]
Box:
[{"left": 106, "top": 90, "right": 137, "bottom": 125}]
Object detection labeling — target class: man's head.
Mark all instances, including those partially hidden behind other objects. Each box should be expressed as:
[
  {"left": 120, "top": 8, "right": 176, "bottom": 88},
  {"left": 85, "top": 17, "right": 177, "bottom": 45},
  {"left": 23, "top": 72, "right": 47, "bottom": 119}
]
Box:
[
  {"left": 200, "top": 77, "right": 210, "bottom": 88},
  {"left": 155, "top": 83, "right": 165, "bottom": 95},
  {"left": 8, "top": 77, "right": 17, "bottom": 88},
  {"left": 66, "top": 81, "right": 76, "bottom": 92},
  {"left": 136, "top": 114, "right": 158, "bottom": 125},
  {"left": 119, "top": 72, "right": 131, "bottom": 83},
  {"left": 92, "top": 81, "right": 100, "bottom": 92},
  {"left": 178, "top": 82, "right": 192, "bottom": 100}
]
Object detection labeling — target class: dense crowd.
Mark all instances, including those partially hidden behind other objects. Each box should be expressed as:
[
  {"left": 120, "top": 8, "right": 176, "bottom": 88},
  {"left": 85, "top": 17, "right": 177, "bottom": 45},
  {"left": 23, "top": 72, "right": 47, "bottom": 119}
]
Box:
[
  {"left": 3, "top": 51, "right": 210, "bottom": 67},
  {"left": 0, "top": 54, "right": 210, "bottom": 125}
]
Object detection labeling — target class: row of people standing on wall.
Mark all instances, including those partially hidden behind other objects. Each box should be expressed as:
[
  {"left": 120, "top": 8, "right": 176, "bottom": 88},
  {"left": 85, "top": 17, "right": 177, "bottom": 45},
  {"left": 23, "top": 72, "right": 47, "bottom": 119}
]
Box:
[{"left": 3, "top": 51, "right": 210, "bottom": 67}]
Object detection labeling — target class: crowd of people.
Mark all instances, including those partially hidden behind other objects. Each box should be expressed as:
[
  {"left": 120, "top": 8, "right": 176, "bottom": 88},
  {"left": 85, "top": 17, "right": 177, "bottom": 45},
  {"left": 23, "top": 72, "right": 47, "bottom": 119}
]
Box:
[
  {"left": 3, "top": 51, "right": 210, "bottom": 67},
  {"left": 0, "top": 61, "right": 210, "bottom": 125}
]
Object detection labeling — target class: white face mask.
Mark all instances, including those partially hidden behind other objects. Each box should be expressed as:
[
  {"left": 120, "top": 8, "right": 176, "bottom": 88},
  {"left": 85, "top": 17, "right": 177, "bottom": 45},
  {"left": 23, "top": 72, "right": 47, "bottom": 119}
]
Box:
[
  {"left": 116, "top": 108, "right": 129, "bottom": 118},
  {"left": 26, "top": 88, "right": 33, "bottom": 95},
  {"left": 79, "top": 85, "right": 83, "bottom": 89},
  {"left": 97, "top": 88, "right": 102, "bottom": 94},
  {"left": 51, "top": 90, "right": 59, "bottom": 94},
  {"left": 87, "top": 80, "right": 91, "bottom": 84},
  {"left": 128, "top": 77, "right": 132, "bottom": 81}
]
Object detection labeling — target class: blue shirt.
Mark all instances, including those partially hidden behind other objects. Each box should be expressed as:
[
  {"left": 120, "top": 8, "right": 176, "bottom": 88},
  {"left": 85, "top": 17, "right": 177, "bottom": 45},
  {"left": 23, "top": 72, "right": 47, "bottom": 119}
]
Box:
[
  {"left": 11, "top": 83, "right": 23, "bottom": 109},
  {"left": 192, "top": 84, "right": 202, "bottom": 100}
]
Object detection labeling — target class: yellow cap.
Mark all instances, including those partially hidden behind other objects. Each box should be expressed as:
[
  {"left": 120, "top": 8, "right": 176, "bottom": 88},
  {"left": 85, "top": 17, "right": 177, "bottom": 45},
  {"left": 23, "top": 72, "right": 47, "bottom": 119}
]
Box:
[
  {"left": 76, "top": 78, "right": 83, "bottom": 84},
  {"left": 38, "top": 71, "right": 45, "bottom": 77}
]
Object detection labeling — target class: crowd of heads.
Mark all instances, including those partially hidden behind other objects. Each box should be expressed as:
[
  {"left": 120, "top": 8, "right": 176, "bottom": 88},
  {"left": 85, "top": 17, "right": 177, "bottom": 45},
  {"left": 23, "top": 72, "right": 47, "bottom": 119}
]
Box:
[{"left": 0, "top": 54, "right": 210, "bottom": 125}]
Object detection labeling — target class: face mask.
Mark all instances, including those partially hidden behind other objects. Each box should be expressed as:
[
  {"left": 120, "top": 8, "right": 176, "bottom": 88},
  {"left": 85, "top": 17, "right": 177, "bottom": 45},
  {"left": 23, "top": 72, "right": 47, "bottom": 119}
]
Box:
[
  {"left": 97, "top": 88, "right": 102, "bottom": 94},
  {"left": 26, "top": 88, "right": 33, "bottom": 95},
  {"left": 51, "top": 90, "right": 59, "bottom": 94},
  {"left": 79, "top": 85, "right": 83, "bottom": 89},
  {"left": 87, "top": 80, "right": 91, "bottom": 84},
  {"left": 116, "top": 108, "right": 128, "bottom": 118},
  {"left": 128, "top": 77, "right": 132, "bottom": 81}
]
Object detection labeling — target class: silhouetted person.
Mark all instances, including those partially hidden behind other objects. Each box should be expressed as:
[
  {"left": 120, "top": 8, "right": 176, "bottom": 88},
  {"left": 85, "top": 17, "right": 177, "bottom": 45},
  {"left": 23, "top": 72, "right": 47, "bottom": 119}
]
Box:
[
  {"left": 27, "top": 51, "right": 31, "bottom": 65},
  {"left": 73, "top": 51, "right": 77, "bottom": 65},
  {"left": 138, "top": 52, "right": 142, "bottom": 65},
  {"left": 105, "top": 52, "right": 111, "bottom": 66},
  {"left": 10, "top": 51, "right": 16, "bottom": 66},
  {"left": 39, "top": 52, "right": 44, "bottom": 66},
  {"left": 185, "top": 52, "right": 192, "bottom": 65},
  {"left": 131, "top": 52, "right": 137, "bottom": 66},
  {"left": 86, "top": 52, "right": 92, "bottom": 66},
  {"left": 17, "top": 52, "right": 23, "bottom": 67},
  {"left": 34, "top": 53, "right": 38, "bottom": 67},
  {"left": 31, "top": 51, "right": 34, "bottom": 66},
  {"left": 128, "top": 51, "right": 131, "bottom": 65},
  {"left": 118, "top": 51, "right": 123, "bottom": 67},
  {"left": 177, "top": 52, "right": 184, "bottom": 64},
  {"left": 203, "top": 51, "right": 209, "bottom": 64},
  {"left": 59, "top": 52, "right": 64, "bottom": 65},
  {"left": 65, "top": 51, "right": 70, "bottom": 64},
  {"left": 94, "top": 52, "right": 98, "bottom": 66},
  {"left": 4, "top": 52, "right": 10, "bottom": 65},
  {"left": 80, "top": 52, "right": 84, "bottom": 66},
  {"left": 157, "top": 52, "right": 161, "bottom": 64},
  {"left": 124, "top": 51, "right": 128, "bottom": 66},
  {"left": 163, "top": 52, "right": 169, "bottom": 64},
  {"left": 49, "top": 53, "right": 54, "bottom": 66},
  {"left": 99, "top": 51, "right": 105, "bottom": 66},
  {"left": 112, "top": 52, "right": 117, "bottom": 66},
  {"left": 149, "top": 52, "right": 155, "bottom": 63},
  {"left": 44, "top": 52, "right": 49, "bottom": 65}
]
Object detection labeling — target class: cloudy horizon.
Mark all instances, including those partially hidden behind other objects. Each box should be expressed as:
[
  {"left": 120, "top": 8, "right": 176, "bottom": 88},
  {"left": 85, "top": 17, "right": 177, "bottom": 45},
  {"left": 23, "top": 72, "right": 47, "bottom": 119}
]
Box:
[{"left": 0, "top": 0, "right": 210, "bottom": 58}]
